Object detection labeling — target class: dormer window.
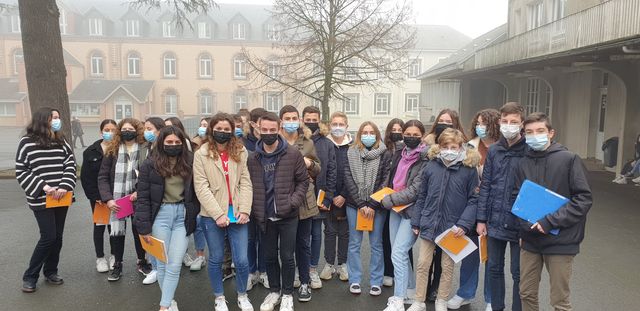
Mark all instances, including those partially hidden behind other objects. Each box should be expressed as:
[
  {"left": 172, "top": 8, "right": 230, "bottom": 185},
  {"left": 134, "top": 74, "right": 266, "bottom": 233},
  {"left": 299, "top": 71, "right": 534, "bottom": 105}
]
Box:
[
  {"left": 126, "top": 20, "right": 140, "bottom": 37},
  {"left": 163, "top": 21, "right": 175, "bottom": 38},
  {"left": 233, "top": 23, "right": 246, "bottom": 40},
  {"left": 266, "top": 24, "right": 281, "bottom": 41},
  {"left": 11, "top": 15, "right": 21, "bottom": 33},
  {"left": 89, "top": 18, "right": 103, "bottom": 36},
  {"left": 198, "top": 22, "right": 211, "bottom": 39}
]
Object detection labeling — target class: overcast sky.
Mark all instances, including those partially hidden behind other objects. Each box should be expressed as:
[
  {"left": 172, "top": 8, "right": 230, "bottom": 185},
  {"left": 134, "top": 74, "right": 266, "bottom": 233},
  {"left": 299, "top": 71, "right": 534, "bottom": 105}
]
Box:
[{"left": 215, "top": 0, "right": 508, "bottom": 38}]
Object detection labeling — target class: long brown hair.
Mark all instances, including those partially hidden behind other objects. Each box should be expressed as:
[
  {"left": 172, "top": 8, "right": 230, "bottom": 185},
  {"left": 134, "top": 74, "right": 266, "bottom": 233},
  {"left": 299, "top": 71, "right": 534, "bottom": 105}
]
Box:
[
  {"left": 105, "top": 118, "right": 145, "bottom": 157},
  {"left": 207, "top": 113, "right": 244, "bottom": 163},
  {"left": 470, "top": 109, "right": 501, "bottom": 141},
  {"left": 354, "top": 121, "right": 382, "bottom": 150},
  {"left": 383, "top": 118, "right": 404, "bottom": 151},
  {"left": 428, "top": 109, "right": 467, "bottom": 140},
  {"left": 153, "top": 126, "right": 192, "bottom": 179},
  {"left": 25, "top": 107, "right": 66, "bottom": 146}
]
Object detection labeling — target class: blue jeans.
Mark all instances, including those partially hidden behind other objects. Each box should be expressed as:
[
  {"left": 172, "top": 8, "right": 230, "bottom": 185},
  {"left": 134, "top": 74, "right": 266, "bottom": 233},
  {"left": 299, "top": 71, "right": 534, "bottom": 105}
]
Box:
[
  {"left": 152, "top": 203, "right": 189, "bottom": 308},
  {"left": 247, "top": 221, "right": 266, "bottom": 273},
  {"left": 194, "top": 215, "right": 206, "bottom": 251},
  {"left": 296, "top": 218, "right": 312, "bottom": 284},
  {"left": 389, "top": 212, "right": 416, "bottom": 298},
  {"left": 310, "top": 218, "right": 323, "bottom": 268},
  {"left": 488, "top": 236, "right": 521, "bottom": 311},
  {"left": 346, "top": 206, "right": 387, "bottom": 286},
  {"left": 456, "top": 236, "right": 491, "bottom": 303},
  {"left": 201, "top": 216, "right": 249, "bottom": 296}
]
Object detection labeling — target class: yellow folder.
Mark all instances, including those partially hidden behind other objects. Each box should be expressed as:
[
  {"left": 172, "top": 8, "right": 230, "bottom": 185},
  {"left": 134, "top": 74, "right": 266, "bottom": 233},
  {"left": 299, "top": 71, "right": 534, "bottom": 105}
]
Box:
[
  {"left": 370, "top": 187, "right": 410, "bottom": 213},
  {"left": 356, "top": 209, "right": 375, "bottom": 232},
  {"left": 93, "top": 201, "right": 111, "bottom": 225},
  {"left": 479, "top": 235, "right": 488, "bottom": 264},
  {"left": 317, "top": 189, "right": 326, "bottom": 207},
  {"left": 437, "top": 230, "right": 469, "bottom": 255},
  {"left": 139, "top": 235, "right": 168, "bottom": 263},
  {"left": 45, "top": 191, "right": 73, "bottom": 208}
]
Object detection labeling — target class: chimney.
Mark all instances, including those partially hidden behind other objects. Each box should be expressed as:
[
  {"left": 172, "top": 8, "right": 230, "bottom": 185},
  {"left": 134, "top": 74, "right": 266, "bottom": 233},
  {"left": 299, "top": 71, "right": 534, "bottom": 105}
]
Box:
[{"left": 17, "top": 58, "right": 27, "bottom": 93}]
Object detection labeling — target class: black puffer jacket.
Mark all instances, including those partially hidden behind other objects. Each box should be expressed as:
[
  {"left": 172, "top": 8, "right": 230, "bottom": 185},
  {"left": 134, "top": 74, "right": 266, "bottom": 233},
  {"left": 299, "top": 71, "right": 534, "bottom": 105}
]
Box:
[
  {"left": 81, "top": 139, "right": 105, "bottom": 201},
  {"left": 134, "top": 154, "right": 201, "bottom": 236},
  {"left": 512, "top": 142, "right": 592, "bottom": 255},
  {"left": 381, "top": 146, "right": 429, "bottom": 220},
  {"left": 311, "top": 129, "right": 337, "bottom": 218}
]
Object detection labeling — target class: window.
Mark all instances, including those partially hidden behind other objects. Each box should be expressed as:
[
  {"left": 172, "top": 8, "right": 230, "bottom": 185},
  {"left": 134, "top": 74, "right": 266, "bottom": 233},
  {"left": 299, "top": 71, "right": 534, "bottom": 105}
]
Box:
[
  {"left": 374, "top": 93, "right": 391, "bottom": 115},
  {"left": 12, "top": 49, "right": 23, "bottom": 75},
  {"left": 405, "top": 93, "right": 419, "bottom": 112},
  {"left": 263, "top": 92, "right": 283, "bottom": 112},
  {"left": 127, "top": 52, "right": 140, "bottom": 77},
  {"left": 0, "top": 103, "right": 16, "bottom": 116},
  {"left": 342, "top": 93, "right": 359, "bottom": 115},
  {"left": 198, "top": 22, "right": 211, "bottom": 39},
  {"left": 526, "top": 78, "right": 540, "bottom": 114},
  {"left": 59, "top": 10, "right": 67, "bottom": 35},
  {"left": 552, "top": 0, "right": 567, "bottom": 21},
  {"left": 602, "top": 72, "right": 609, "bottom": 87},
  {"left": 163, "top": 53, "right": 176, "bottom": 78},
  {"left": 163, "top": 21, "right": 175, "bottom": 38},
  {"left": 377, "top": 58, "right": 389, "bottom": 80},
  {"left": 344, "top": 59, "right": 358, "bottom": 80},
  {"left": 70, "top": 103, "right": 100, "bottom": 116},
  {"left": 233, "top": 57, "right": 246, "bottom": 79},
  {"left": 90, "top": 52, "right": 104, "bottom": 76},
  {"left": 266, "top": 24, "right": 281, "bottom": 41},
  {"left": 10, "top": 15, "right": 20, "bottom": 33},
  {"left": 164, "top": 91, "right": 178, "bottom": 114},
  {"left": 89, "top": 18, "right": 103, "bottom": 36},
  {"left": 234, "top": 92, "right": 248, "bottom": 112},
  {"left": 528, "top": 2, "right": 544, "bottom": 31},
  {"left": 199, "top": 54, "right": 212, "bottom": 78},
  {"left": 408, "top": 59, "right": 422, "bottom": 78},
  {"left": 233, "top": 23, "right": 246, "bottom": 40},
  {"left": 267, "top": 61, "right": 280, "bottom": 79},
  {"left": 126, "top": 20, "right": 140, "bottom": 37},
  {"left": 199, "top": 91, "right": 215, "bottom": 115}
]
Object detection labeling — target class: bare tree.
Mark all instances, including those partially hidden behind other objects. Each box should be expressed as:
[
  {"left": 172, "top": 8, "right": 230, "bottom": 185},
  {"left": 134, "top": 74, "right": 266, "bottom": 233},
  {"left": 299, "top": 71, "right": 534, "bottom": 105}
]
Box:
[{"left": 243, "top": 0, "right": 416, "bottom": 120}]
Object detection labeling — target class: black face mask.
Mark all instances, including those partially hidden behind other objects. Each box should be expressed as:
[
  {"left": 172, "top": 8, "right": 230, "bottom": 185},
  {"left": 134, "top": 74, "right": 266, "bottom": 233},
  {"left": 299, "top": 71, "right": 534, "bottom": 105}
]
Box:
[
  {"left": 121, "top": 130, "right": 137, "bottom": 141},
  {"left": 213, "top": 131, "right": 232, "bottom": 144},
  {"left": 164, "top": 145, "right": 183, "bottom": 157},
  {"left": 404, "top": 136, "right": 421, "bottom": 149},
  {"left": 305, "top": 122, "right": 320, "bottom": 133},
  {"left": 390, "top": 132, "right": 403, "bottom": 142},
  {"left": 261, "top": 133, "right": 279, "bottom": 146},
  {"left": 434, "top": 123, "right": 453, "bottom": 140}
]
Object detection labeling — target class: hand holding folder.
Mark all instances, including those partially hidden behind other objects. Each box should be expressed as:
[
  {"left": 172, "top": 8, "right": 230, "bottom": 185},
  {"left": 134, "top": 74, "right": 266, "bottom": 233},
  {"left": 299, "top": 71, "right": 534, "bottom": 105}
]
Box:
[
  {"left": 370, "top": 187, "right": 410, "bottom": 213},
  {"left": 115, "top": 195, "right": 134, "bottom": 219},
  {"left": 479, "top": 235, "right": 488, "bottom": 264},
  {"left": 356, "top": 208, "right": 374, "bottom": 231},
  {"left": 139, "top": 235, "right": 168, "bottom": 263},
  {"left": 93, "top": 201, "right": 111, "bottom": 225},
  {"left": 435, "top": 226, "right": 478, "bottom": 263},
  {"left": 512, "top": 180, "right": 568, "bottom": 235},
  {"left": 46, "top": 191, "right": 73, "bottom": 208}
]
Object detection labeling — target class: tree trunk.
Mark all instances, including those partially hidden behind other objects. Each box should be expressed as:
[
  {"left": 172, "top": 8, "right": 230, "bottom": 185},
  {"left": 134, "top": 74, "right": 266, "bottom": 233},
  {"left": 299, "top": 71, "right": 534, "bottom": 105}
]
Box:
[{"left": 18, "top": 0, "right": 71, "bottom": 139}]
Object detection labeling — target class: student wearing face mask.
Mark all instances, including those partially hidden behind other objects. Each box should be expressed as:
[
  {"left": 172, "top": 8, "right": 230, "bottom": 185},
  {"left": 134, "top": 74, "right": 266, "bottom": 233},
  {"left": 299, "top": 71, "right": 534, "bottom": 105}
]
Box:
[
  {"left": 234, "top": 114, "right": 246, "bottom": 138},
  {"left": 512, "top": 113, "right": 592, "bottom": 311},
  {"left": 243, "top": 108, "right": 268, "bottom": 153},
  {"left": 135, "top": 126, "right": 200, "bottom": 311},
  {"left": 408, "top": 128, "right": 480, "bottom": 311},
  {"left": 343, "top": 121, "right": 392, "bottom": 297},
  {"left": 165, "top": 117, "right": 194, "bottom": 152},
  {"left": 81, "top": 119, "right": 118, "bottom": 274},
  {"left": 192, "top": 117, "right": 211, "bottom": 149}
]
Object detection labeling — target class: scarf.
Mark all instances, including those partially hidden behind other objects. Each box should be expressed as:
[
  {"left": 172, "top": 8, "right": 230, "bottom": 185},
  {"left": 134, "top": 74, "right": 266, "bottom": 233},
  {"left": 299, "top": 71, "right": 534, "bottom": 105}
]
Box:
[
  {"left": 110, "top": 143, "right": 140, "bottom": 236},
  {"left": 347, "top": 144, "right": 387, "bottom": 202},
  {"left": 393, "top": 144, "right": 426, "bottom": 191}
]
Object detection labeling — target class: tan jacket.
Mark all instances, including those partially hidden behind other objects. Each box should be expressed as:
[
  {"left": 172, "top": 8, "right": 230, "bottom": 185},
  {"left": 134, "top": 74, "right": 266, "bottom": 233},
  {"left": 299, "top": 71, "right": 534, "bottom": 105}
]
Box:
[
  {"left": 193, "top": 142, "right": 253, "bottom": 220},
  {"left": 285, "top": 126, "right": 320, "bottom": 220}
]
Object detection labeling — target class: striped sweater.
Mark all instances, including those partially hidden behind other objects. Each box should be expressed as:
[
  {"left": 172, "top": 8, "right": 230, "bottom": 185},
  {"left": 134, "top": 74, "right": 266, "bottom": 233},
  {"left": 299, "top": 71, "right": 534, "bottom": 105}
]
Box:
[{"left": 15, "top": 136, "right": 77, "bottom": 210}]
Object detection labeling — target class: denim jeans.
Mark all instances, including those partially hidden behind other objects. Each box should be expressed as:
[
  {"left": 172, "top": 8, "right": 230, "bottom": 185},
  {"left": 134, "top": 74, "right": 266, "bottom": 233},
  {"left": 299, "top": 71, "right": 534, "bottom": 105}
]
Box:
[
  {"left": 23, "top": 207, "right": 68, "bottom": 282},
  {"left": 151, "top": 203, "right": 189, "bottom": 308},
  {"left": 488, "top": 237, "right": 521, "bottom": 311},
  {"left": 323, "top": 216, "right": 349, "bottom": 265},
  {"left": 346, "top": 206, "right": 387, "bottom": 286},
  {"left": 201, "top": 216, "right": 249, "bottom": 296},
  {"left": 456, "top": 235, "right": 491, "bottom": 302},
  {"left": 264, "top": 217, "right": 298, "bottom": 295},
  {"left": 194, "top": 215, "right": 206, "bottom": 251},
  {"left": 389, "top": 212, "right": 417, "bottom": 298},
  {"left": 247, "top": 221, "right": 266, "bottom": 273},
  {"left": 310, "top": 218, "right": 323, "bottom": 268},
  {"left": 296, "top": 218, "right": 312, "bottom": 284}
]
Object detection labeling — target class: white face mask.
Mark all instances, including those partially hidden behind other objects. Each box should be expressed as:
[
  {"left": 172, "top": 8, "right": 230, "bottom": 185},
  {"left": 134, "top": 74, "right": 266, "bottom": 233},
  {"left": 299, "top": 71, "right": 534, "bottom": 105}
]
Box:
[
  {"left": 440, "top": 149, "right": 460, "bottom": 162},
  {"left": 500, "top": 124, "right": 521, "bottom": 140}
]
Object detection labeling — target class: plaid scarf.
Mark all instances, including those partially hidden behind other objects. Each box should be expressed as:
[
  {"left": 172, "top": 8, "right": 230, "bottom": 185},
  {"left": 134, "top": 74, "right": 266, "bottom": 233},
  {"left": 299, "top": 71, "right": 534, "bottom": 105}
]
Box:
[
  {"left": 110, "top": 143, "right": 140, "bottom": 236},
  {"left": 347, "top": 144, "right": 387, "bottom": 202}
]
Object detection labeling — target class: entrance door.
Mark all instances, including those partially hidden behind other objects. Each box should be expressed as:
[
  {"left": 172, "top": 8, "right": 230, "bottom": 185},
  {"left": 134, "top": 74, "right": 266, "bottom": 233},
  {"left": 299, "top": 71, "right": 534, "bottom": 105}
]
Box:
[{"left": 114, "top": 97, "right": 133, "bottom": 121}]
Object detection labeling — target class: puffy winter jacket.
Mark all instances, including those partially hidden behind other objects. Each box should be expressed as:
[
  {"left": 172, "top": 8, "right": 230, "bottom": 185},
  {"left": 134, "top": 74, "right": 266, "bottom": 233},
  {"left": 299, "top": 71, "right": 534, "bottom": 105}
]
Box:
[
  {"left": 344, "top": 144, "right": 392, "bottom": 210},
  {"left": 328, "top": 134, "right": 352, "bottom": 219},
  {"left": 311, "top": 125, "right": 337, "bottom": 215},
  {"left": 381, "top": 146, "right": 429, "bottom": 220},
  {"left": 81, "top": 139, "right": 105, "bottom": 201}
]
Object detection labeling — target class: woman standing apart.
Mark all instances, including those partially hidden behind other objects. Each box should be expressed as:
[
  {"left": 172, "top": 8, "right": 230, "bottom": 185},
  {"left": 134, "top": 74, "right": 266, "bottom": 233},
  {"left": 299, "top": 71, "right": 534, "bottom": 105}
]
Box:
[
  {"left": 17, "top": 108, "right": 76, "bottom": 293},
  {"left": 136, "top": 126, "right": 200, "bottom": 311},
  {"left": 193, "top": 113, "right": 254, "bottom": 311}
]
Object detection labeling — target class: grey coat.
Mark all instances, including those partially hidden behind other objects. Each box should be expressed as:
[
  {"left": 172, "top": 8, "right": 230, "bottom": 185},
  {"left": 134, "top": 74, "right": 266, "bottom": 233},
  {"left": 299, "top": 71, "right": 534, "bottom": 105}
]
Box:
[{"left": 381, "top": 147, "right": 429, "bottom": 220}]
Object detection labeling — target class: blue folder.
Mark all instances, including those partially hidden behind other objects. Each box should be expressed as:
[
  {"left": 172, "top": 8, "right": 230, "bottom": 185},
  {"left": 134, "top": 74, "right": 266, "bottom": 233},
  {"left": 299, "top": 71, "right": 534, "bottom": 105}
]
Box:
[
  {"left": 511, "top": 180, "right": 568, "bottom": 235},
  {"left": 227, "top": 205, "right": 238, "bottom": 223}
]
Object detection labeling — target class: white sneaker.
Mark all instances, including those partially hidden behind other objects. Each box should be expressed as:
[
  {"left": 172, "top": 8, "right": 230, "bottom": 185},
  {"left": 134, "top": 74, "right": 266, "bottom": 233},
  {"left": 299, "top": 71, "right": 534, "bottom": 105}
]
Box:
[
  {"left": 190, "top": 256, "right": 205, "bottom": 271},
  {"left": 319, "top": 264, "right": 335, "bottom": 280},
  {"left": 215, "top": 296, "right": 229, "bottom": 311},
  {"left": 613, "top": 175, "right": 627, "bottom": 184},
  {"left": 108, "top": 255, "right": 115, "bottom": 270},
  {"left": 447, "top": 295, "right": 471, "bottom": 309},
  {"left": 309, "top": 270, "right": 322, "bottom": 289},
  {"left": 259, "top": 272, "right": 270, "bottom": 289},
  {"left": 96, "top": 257, "right": 109, "bottom": 273},
  {"left": 632, "top": 176, "right": 640, "bottom": 184},
  {"left": 183, "top": 253, "right": 194, "bottom": 267},
  {"left": 279, "top": 294, "right": 294, "bottom": 311},
  {"left": 337, "top": 264, "right": 349, "bottom": 281},
  {"left": 260, "top": 292, "right": 281, "bottom": 311},
  {"left": 247, "top": 273, "right": 259, "bottom": 291},
  {"left": 384, "top": 296, "right": 405, "bottom": 311},
  {"left": 293, "top": 271, "right": 301, "bottom": 288},
  {"left": 370, "top": 285, "right": 382, "bottom": 296},
  {"left": 142, "top": 269, "right": 157, "bottom": 285},
  {"left": 238, "top": 294, "right": 254, "bottom": 311},
  {"left": 405, "top": 288, "right": 417, "bottom": 304},
  {"left": 349, "top": 283, "right": 361, "bottom": 294},
  {"left": 383, "top": 276, "right": 394, "bottom": 287},
  {"left": 406, "top": 301, "right": 426, "bottom": 311},
  {"left": 435, "top": 299, "right": 448, "bottom": 311},
  {"left": 485, "top": 303, "right": 492, "bottom": 311},
  {"left": 170, "top": 300, "right": 179, "bottom": 311}
]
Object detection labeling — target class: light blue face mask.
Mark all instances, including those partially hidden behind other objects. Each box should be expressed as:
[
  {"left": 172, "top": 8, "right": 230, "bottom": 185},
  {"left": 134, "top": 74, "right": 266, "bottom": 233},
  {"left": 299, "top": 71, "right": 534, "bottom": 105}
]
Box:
[
  {"left": 526, "top": 133, "right": 549, "bottom": 151},
  {"left": 51, "top": 119, "right": 62, "bottom": 132},
  {"left": 197, "top": 127, "right": 207, "bottom": 138},
  {"left": 234, "top": 128, "right": 244, "bottom": 137},
  {"left": 283, "top": 122, "right": 300, "bottom": 134},
  {"left": 144, "top": 130, "right": 156, "bottom": 143},
  {"left": 331, "top": 126, "right": 346, "bottom": 137},
  {"left": 475, "top": 125, "right": 487, "bottom": 139},
  {"left": 102, "top": 132, "right": 113, "bottom": 142},
  {"left": 361, "top": 134, "right": 376, "bottom": 148}
]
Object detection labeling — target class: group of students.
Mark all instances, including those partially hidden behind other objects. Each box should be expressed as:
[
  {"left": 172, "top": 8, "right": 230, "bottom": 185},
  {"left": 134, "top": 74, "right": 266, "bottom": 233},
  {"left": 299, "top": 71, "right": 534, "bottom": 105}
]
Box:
[{"left": 16, "top": 101, "right": 592, "bottom": 311}]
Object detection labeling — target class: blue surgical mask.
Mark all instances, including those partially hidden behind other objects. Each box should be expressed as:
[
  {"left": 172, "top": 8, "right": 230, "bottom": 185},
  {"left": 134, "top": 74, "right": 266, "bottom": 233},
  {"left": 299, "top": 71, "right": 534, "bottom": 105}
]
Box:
[
  {"left": 361, "top": 134, "right": 376, "bottom": 148},
  {"left": 526, "top": 134, "right": 549, "bottom": 151},
  {"left": 440, "top": 149, "right": 460, "bottom": 162},
  {"left": 197, "top": 126, "right": 207, "bottom": 138},
  {"left": 283, "top": 122, "right": 300, "bottom": 134},
  {"left": 51, "top": 119, "right": 61, "bottom": 132},
  {"left": 144, "top": 130, "right": 156, "bottom": 143},
  {"left": 475, "top": 125, "right": 487, "bottom": 139},
  {"left": 234, "top": 128, "right": 244, "bottom": 137},
  {"left": 331, "top": 126, "right": 346, "bottom": 138},
  {"left": 102, "top": 132, "right": 113, "bottom": 142}
]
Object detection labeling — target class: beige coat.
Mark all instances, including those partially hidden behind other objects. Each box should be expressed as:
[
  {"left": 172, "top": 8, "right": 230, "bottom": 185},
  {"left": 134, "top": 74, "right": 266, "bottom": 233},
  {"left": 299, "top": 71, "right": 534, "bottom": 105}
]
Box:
[{"left": 193, "top": 142, "right": 253, "bottom": 220}]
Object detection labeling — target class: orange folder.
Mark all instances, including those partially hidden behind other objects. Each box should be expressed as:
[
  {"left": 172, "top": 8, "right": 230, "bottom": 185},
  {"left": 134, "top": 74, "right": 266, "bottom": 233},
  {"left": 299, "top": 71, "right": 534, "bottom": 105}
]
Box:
[
  {"left": 438, "top": 230, "right": 469, "bottom": 255},
  {"left": 370, "top": 187, "right": 410, "bottom": 213},
  {"left": 316, "top": 189, "right": 326, "bottom": 207},
  {"left": 45, "top": 191, "right": 73, "bottom": 208},
  {"left": 139, "top": 235, "right": 168, "bottom": 263},
  {"left": 93, "top": 201, "right": 111, "bottom": 225},
  {"left": 479, "top": 235, "right": 488, "bottom": 264},
  {"left": 356, "top": 209, "right": 375, "bottom": 231}
]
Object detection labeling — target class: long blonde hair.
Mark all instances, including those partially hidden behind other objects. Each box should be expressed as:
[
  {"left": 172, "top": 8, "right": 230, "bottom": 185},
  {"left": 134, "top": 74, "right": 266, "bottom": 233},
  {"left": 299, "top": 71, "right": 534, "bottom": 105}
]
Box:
[{"left": 354, "top": 121, "right": 382, "bottom": 150}]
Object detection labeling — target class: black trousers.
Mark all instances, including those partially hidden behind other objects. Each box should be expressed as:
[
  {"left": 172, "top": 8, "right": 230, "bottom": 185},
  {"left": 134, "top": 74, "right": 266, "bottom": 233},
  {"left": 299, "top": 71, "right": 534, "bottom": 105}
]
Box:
[
  {"left": 111, "top": 217, "right": 146, "bottom": 263},
  {"left": 264, "top": 217, "right": 298, "bottom": 295},
  {"left": 90, "top": 200, "right": 113, "bottom": 258},
  {"left": 426, "top": 248, "right": 443, "bottom": 295},
  {"left": 23, "top": 207, "right": 68, "bottom": 282},
  {"left": 73, "top": 135, "right": 85, "bottom": 147}
]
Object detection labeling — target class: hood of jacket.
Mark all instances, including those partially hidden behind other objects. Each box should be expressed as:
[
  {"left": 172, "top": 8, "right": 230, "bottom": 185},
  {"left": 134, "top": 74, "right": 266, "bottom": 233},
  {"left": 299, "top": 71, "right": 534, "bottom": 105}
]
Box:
[
  {"left": 328, "top": 132, "right": 353, "bottom": 146},
  {"left": 423, "top": 133, "right": 436, "bottom": 146},
  {"left": 427, "top": 144, "right": 480, "bottom": 168}
]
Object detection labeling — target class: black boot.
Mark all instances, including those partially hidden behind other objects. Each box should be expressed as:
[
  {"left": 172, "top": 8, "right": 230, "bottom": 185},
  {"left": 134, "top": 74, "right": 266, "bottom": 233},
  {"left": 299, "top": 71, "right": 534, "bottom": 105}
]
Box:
[{"left": 108, "top": 262, "right": 122, "bottom": 282}]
